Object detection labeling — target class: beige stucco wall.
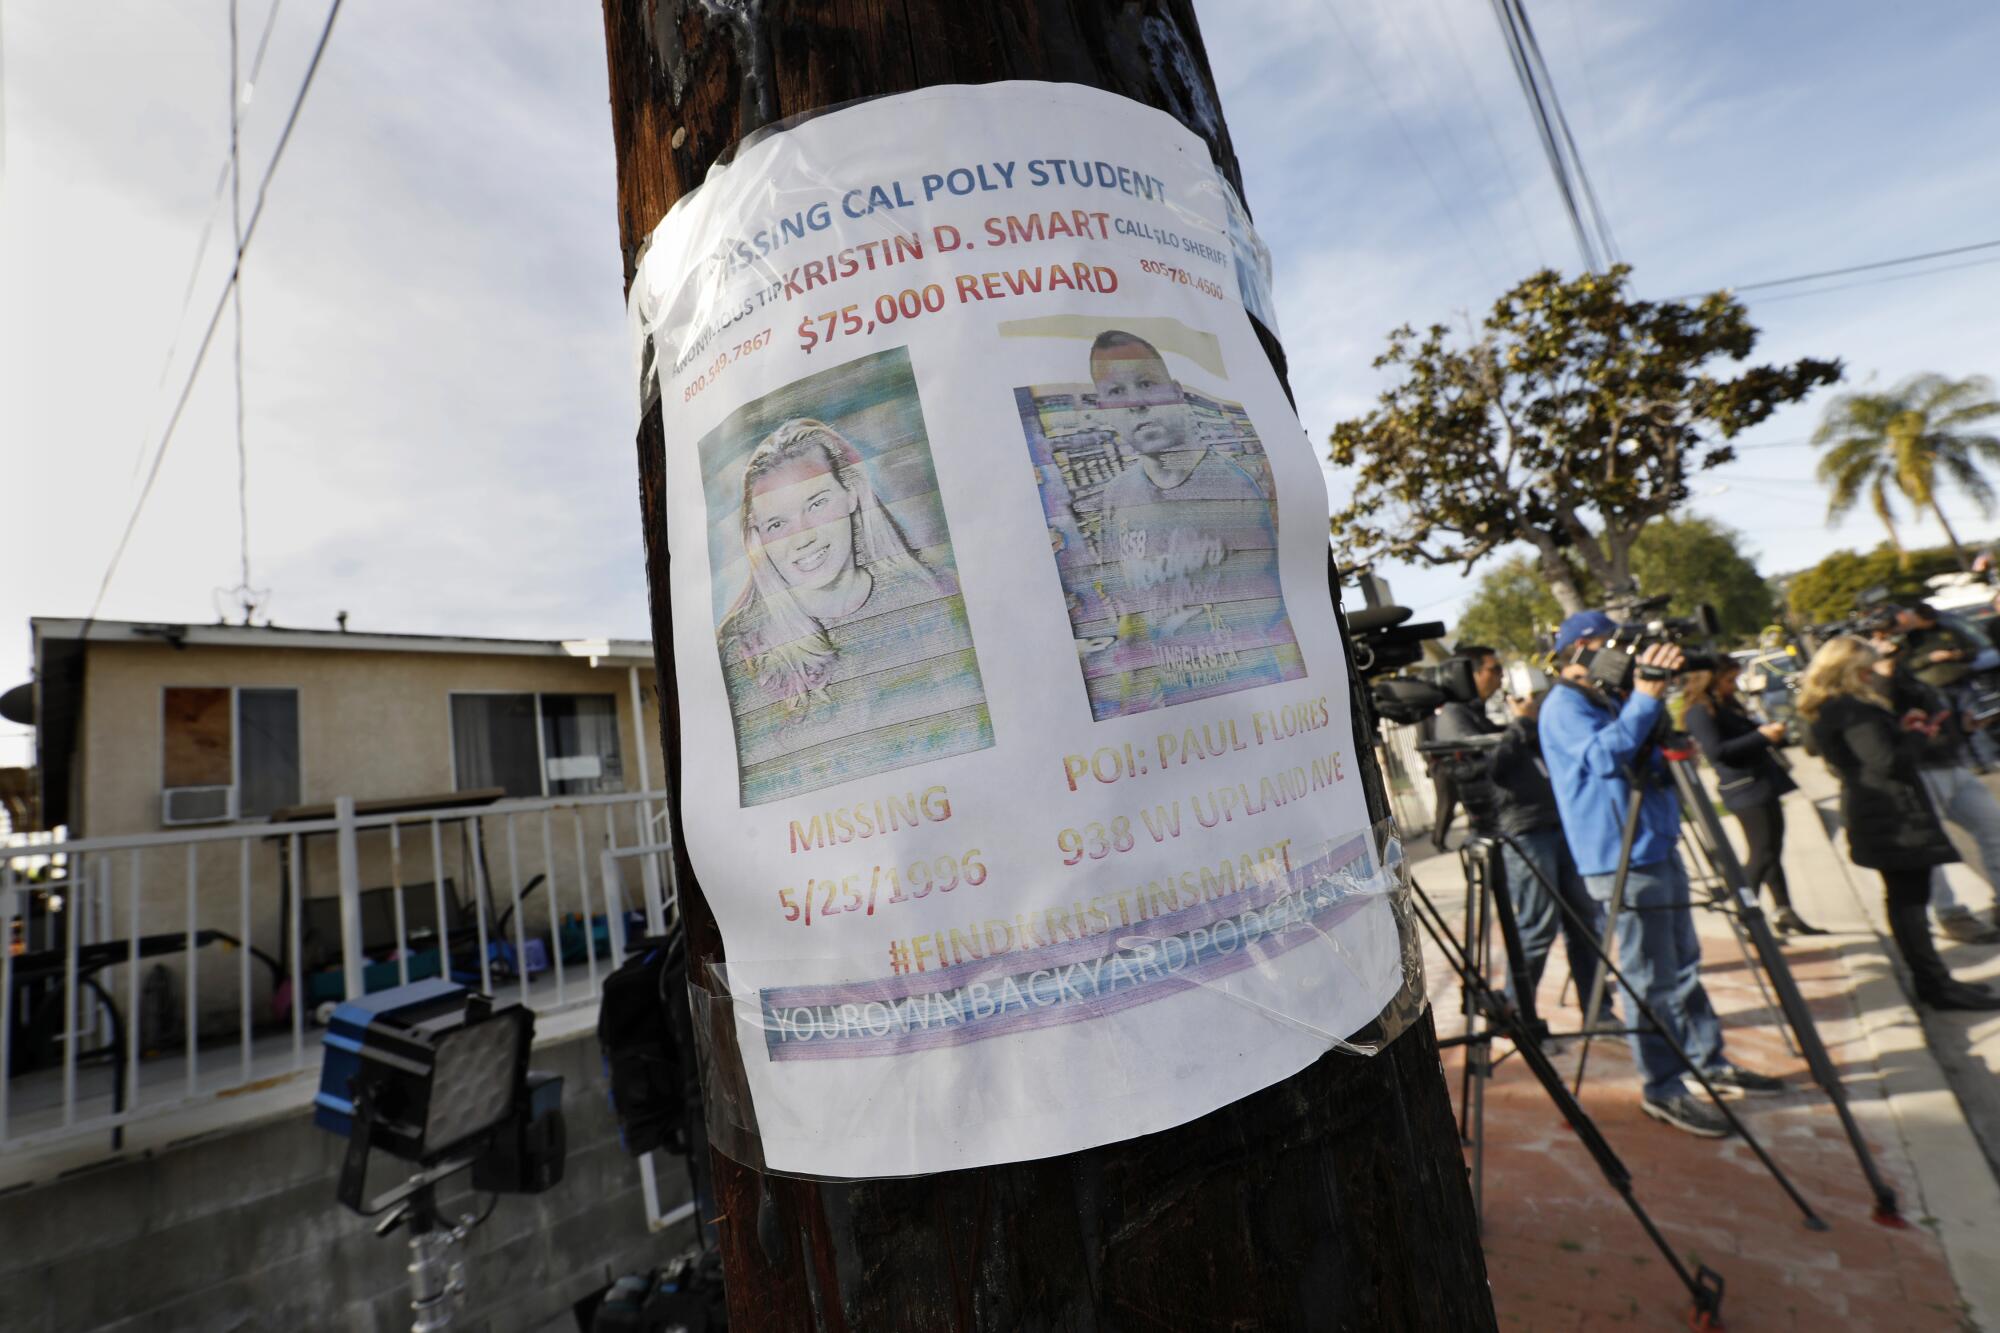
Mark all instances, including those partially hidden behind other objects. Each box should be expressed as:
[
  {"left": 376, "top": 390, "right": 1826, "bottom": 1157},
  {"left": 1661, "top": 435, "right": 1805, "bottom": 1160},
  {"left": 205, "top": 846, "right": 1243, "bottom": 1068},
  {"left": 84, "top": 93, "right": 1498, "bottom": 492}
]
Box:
[
  {"left": 78, "top": 640, "right": 665, "bottom": 835},
  {"left": 64, "top": 640, "right": 670, "bottom": 1033}
]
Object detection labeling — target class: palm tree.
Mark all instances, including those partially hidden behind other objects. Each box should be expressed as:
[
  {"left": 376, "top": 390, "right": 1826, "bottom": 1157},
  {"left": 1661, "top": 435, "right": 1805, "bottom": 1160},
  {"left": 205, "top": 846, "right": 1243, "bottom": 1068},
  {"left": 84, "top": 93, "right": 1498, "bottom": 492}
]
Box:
[{"left": 1814, "top": 373, "right": 2000, "bottom": 568}]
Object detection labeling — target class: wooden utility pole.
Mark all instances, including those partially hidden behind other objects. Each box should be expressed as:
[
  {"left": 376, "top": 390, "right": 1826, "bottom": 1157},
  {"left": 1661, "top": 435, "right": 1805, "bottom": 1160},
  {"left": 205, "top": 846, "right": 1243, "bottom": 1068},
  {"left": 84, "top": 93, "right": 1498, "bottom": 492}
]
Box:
[{"left": 600, "top": 4, "right": 1494, "bottom": 1328}]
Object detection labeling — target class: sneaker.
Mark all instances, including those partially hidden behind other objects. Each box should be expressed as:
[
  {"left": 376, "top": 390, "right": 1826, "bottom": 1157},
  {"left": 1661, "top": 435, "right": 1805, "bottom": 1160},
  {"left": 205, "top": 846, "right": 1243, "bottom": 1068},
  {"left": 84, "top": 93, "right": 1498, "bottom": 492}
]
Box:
[
  {"left": 1641, "top": 1094, "right": 1732, "bottom": 1138},
  {"left": 1705, "top": 1063, "right": 1786, "bottom": 1098},
  {"left": 1937, "top": 912, "right": 2000, "bottom": 945}
]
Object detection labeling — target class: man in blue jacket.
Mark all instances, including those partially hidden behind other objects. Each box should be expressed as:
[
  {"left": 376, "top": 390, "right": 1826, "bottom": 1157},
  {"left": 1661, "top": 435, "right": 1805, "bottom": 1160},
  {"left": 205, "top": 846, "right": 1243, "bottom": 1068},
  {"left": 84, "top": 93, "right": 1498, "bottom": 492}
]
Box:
[{"left": 1540, "top": 610, "right": 1784, "bottom": 1137}]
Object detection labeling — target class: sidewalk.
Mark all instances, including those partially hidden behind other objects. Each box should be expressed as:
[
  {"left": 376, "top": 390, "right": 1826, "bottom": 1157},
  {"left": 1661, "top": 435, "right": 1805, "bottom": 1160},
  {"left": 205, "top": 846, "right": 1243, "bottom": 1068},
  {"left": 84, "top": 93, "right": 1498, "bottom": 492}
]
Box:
[{"left": 1410, "top": 763, "right": 2000, "bottom": 1331}]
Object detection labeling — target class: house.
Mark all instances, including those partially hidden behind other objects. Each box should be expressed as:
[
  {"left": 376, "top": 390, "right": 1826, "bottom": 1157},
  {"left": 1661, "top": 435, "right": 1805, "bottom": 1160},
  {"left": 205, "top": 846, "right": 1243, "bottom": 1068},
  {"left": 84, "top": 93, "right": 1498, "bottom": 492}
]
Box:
[
  {"left": 8, "top": 617, "right": 672, "bottom": 1077},
  {"left": 24, "top": 618, "right": 665, "bottom": 838},
  {"left": 1, "top": 622, "right": 694, "bottom": 1318}
]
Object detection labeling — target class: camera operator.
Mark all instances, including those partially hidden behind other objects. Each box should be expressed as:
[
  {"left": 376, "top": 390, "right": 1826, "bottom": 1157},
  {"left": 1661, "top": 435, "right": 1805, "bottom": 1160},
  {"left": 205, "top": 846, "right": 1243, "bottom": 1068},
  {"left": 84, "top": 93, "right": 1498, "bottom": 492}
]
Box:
[
  {"left": 1541, "top": 610, "right": 1785, "bottom": 1138},
  {"left": 1897, "top": 601, "right": 2000, "bottom": 770},
  {"left": 1869, "top": 619, "right": 2000, "bottom": 944},
  {"left": 1431, "top": 647, "right": 1604, "bottom": 1023}
]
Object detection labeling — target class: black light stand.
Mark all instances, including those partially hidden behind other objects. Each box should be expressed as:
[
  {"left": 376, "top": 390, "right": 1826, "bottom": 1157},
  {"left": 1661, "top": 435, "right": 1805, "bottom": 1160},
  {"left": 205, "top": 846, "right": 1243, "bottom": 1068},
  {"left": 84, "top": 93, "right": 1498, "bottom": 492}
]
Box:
[
  {"left": 1558, "top": 716, "right": 1899, "bottom": 1225},
  {"left": 1664, "top": 753, "right": 1905, "bottom": 1225},
  {"left": 1407, "top": 867, "right": 1727, "bottom": 1330},
  {"left": 1478, "top": 827, "right": 1828, "bottom": 1230}
]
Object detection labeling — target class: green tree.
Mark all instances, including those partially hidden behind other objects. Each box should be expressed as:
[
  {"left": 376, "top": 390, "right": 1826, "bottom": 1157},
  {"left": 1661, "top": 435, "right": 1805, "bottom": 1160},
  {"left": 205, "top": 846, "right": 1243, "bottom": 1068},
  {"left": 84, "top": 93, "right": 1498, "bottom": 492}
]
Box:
[
  {"left": 1783, "top": 542, "right": 1968, "bottom": 624},
  {"left": 1814, "top": 373, "right": 2000, "bottom": 568},
  {"left": 1628, "top": 515, "right": 1775, "bottom": 640},
  {"left": 1455, "top": 516, "right": 1772, "bottom": 653},
  {"left": 1329, "top": 266, "right": 1840, "bottom": 614},
  {"left": 1454, "top": 554, "right": 1563, "bottom": 656}
]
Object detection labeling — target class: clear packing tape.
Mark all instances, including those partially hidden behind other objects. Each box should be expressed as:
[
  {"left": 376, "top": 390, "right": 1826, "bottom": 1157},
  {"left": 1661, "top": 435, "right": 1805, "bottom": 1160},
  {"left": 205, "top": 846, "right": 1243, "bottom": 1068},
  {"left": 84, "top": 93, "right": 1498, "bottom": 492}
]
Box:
[
  {"left": 686, "top": 816, "right": 1426, "bottom": 1179},
  {"left": 626, "top": 85, "right": 1280, "bottom": 429}
]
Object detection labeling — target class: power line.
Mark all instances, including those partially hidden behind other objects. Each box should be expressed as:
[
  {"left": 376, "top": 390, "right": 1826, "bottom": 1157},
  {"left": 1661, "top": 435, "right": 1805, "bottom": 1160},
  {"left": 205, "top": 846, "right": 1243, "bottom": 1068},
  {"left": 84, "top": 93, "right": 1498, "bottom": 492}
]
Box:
[
  {"left": 88, "top": 0, "right": 342, "bottom": 625},
  {"left": 134, "top": 0, "right": 288, "bottom": 476},
  {"left": 228, "top": 0, "right": 258, "bottom": 617},
  {"left": 1662, "top": 237, "right": 2000, "bottom": 303},
  {"left": 1487, "top": 0, "right": 1619, "bottom": 272},
  {"left": 1741, "top": 252, "right": 2000, "bottom": 308}
]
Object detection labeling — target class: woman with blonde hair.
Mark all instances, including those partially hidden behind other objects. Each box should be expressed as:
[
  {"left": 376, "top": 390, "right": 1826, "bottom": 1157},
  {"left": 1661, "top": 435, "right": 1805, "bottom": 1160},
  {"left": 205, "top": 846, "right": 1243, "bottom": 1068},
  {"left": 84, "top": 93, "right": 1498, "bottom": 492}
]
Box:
[
  {"left": 718, "top": 418, "right": 939, "bottom": 716},
  {"left": 1682, "top": 660, "right": 1820, "bottom": 936},
  {"left": 1801, "top": 636, "right": 2000, "bottom": 1009}
]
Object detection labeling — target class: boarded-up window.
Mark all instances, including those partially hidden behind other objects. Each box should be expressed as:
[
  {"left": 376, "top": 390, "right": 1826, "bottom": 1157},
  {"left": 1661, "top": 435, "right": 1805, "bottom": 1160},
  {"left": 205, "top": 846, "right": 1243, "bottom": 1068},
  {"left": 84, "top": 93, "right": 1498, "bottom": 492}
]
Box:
[
  {"left": 163, "top": 687, "right": 233, "bottom": 787},
  {"left": 162, "top": 686, "right": 301, "bottom": 819}
]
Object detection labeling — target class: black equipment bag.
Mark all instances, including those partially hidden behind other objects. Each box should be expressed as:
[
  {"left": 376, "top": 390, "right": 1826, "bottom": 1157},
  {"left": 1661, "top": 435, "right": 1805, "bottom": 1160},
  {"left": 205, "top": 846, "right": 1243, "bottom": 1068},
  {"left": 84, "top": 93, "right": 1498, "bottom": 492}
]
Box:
[{"left": 596, "top": 925, "right": 694, "bottom": 1158}]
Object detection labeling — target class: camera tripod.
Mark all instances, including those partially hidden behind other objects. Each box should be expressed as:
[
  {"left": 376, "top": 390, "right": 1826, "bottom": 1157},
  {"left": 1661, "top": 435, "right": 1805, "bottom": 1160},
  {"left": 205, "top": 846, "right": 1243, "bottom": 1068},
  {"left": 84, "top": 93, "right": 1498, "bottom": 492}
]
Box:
[
  {"left": 1567, "top": 728, "right": 1903, "bottom": 1225},
  {"left": 1410, "top": 857, "right": 1727, "bottom": 1330}
]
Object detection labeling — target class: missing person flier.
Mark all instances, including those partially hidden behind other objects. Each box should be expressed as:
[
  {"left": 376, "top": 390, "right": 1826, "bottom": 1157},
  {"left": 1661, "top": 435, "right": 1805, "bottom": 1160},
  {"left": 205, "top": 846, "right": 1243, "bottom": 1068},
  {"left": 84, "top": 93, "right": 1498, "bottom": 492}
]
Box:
[{"left": 630, "top": 82, "right": 1398, "bottom": 1178}]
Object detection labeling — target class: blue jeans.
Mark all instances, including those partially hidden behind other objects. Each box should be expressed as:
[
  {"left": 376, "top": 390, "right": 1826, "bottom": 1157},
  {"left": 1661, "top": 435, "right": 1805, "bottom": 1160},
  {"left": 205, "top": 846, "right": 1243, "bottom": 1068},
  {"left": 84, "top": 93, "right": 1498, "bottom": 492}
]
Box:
[
  {"left": 1498, "top": 827, "right": 1603, "bottom": 1008},
  {"left": 1947, "top": 686, "right": 2000, "bottom": 767},
  {"left": 1919, "top": 765, "right": 2000, "bottom": 917},
  {"left": 1583, "top": 854, "right": 1726, "bottom": 1102}
]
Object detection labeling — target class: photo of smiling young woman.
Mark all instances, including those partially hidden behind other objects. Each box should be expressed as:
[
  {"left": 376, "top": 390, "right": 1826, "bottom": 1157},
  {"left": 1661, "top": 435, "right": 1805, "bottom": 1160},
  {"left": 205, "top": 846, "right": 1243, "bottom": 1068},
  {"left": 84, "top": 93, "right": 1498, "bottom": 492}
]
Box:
[{"left": 700, "top": 349, "right": 992, "bottom": 805}]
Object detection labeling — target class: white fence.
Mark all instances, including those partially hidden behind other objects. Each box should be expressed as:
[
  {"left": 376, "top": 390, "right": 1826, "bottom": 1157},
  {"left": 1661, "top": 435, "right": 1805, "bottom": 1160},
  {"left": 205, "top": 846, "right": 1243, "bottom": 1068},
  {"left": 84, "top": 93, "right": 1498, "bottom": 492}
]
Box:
[{"left": 1, "top": 789, "right": 676, "bottom": 1171}]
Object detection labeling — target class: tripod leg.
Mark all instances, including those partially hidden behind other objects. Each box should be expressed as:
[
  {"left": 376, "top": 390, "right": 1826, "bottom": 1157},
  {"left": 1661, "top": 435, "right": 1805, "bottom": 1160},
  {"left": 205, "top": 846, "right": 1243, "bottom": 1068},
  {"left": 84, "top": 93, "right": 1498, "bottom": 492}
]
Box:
[
  {"left": 1681, "top": 825, "right": 1798, "bottom": 1058},
  {"left": 1480, "top": 841, "right": 1542, "bottom": 1032},
  {"left": 1503, "top": 833, "right": 1830, "bottom": 1229},
  {"left": 1408, "top": 875, "right": 1728, "bottom": 1329},
  {"left": 1574, "top": 784, "right": 1648, "bottom": 1096},
  {"left": 1668, "top": 757, "right": 1901, "bottom": 1223},
  {"left": 1456, "top": 846, "right": 1481, "bottom": 1142}
]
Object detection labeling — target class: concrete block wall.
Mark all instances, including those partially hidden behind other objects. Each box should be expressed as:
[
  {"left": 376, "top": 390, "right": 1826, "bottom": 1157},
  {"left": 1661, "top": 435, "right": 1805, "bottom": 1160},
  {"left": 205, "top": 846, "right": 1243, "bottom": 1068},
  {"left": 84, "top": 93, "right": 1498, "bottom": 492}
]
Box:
[{"left": 0, "top": 1033, "right": 692, "bottom": 1332}]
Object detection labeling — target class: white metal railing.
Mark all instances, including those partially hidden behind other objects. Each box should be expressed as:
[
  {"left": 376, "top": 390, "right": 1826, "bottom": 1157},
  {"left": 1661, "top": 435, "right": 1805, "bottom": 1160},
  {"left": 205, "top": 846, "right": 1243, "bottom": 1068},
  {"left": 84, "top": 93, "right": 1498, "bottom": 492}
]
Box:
[
  {"left": 0, "top": 789, "right": 674, "bottom": 1168},
  {"left": 597, "top": 837, "right": 692, "bottom": 1233}
]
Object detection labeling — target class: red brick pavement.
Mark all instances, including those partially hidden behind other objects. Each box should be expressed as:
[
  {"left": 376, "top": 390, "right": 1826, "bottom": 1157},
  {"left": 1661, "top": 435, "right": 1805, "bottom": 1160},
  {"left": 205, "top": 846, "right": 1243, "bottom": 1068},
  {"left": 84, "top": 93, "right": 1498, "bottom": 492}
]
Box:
[{"left": 1427, "top": 885, "right": 1971, "bottom": 1331}]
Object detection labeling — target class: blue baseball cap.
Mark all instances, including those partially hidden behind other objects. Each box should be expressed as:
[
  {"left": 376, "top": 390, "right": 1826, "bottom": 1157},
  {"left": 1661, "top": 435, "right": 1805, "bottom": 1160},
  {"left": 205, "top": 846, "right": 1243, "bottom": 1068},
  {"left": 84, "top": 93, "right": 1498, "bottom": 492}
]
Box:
[{"left": 1553, "top": 610, "right": 1617, "bottom": 656}]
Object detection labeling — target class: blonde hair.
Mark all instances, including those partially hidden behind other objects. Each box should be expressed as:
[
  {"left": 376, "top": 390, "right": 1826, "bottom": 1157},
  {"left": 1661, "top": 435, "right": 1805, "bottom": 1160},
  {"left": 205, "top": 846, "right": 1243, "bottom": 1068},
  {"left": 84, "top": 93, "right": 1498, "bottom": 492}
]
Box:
[
  {"left": 722, "top": 419, "right": 933, "bottom": 715},
  {"left": 1797, "top": 635, "right": 1889, "bottom": 722}
]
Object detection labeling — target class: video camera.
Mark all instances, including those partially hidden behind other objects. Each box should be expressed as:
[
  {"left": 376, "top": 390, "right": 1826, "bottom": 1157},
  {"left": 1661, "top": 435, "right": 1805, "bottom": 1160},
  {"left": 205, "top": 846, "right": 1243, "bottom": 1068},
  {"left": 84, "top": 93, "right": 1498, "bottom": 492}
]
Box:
[{"left": 1579, "top": 596, "right": 1724, "bottom": 693}]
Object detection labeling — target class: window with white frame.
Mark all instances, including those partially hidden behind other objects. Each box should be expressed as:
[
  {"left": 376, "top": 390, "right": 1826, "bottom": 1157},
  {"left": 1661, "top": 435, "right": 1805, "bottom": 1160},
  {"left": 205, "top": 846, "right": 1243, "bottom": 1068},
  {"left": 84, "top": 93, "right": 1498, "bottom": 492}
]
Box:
[
  {"left": 162, "top": 686, "right": 302, "bottom": 820},
  {"left": 450, "top": 692, "right": 624, "bottom": 798}
]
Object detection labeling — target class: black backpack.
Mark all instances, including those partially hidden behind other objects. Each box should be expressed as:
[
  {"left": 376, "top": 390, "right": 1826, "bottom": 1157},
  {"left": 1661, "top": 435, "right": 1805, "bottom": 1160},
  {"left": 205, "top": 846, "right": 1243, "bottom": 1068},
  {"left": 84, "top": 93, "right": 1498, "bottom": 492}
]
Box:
[{"left": 596, "top": 926, "right": 695, "bottom": 1157}]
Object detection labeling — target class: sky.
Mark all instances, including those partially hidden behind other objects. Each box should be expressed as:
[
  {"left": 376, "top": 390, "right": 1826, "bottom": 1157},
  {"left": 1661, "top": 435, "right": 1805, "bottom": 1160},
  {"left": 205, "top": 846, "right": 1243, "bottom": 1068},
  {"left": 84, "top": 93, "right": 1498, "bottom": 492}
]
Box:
[{"left": 6, "top": 1, "right": 2000, "bottom": 770}]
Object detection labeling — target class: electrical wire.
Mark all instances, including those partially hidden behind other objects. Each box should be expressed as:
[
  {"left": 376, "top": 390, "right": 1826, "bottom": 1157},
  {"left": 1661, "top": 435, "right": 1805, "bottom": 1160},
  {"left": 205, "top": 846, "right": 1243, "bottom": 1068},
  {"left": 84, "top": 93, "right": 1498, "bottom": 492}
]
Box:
[
  {"left": 1737, "top": 253, "right": 2000, "bottom": 309},
  {"left": 1557, "top": 0, "right": 1618, "bottom": 234},
  {"left": 133, "top": 0, "right": 288, "bottom": 476},
  {"left": 1487, "top": 0, "right": 1594, "bottom": 270},
  {"left": 230, "top": 0, "right": 254, "bottom": 609},
  {"left": 86, "top": 0, "right": 343, "bottom": 627},
  {"left": 1488, "top": 0, "right": 1618, "bottom": 273},
  {"left": 1509, "top": 0, "right": 1619, "bottom": 265},
  {"left": 1313, "top": 0, "right": 1504, "bottom": 296},
  {"left": 1661, "top": 238, "right": 2000, "bottom": 304}
]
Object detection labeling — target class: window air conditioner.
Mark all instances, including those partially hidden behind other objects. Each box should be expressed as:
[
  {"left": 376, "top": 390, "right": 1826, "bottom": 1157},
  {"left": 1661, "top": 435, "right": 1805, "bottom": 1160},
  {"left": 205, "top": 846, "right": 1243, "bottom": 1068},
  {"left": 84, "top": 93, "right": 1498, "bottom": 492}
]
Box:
[{"left": 163, "top": 785, "right": 235, "bottom": 825}]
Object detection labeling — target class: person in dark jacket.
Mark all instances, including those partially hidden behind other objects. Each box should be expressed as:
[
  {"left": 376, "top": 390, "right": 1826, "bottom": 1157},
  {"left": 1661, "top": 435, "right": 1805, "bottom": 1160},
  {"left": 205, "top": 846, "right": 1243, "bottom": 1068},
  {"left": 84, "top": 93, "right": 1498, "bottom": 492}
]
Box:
[
  {"left": 1682, "top": 660, "right": 1823, "bottom": 937},
  {"left": 1434, "top": 647, "right": 1604, "bottom": 1017},
  {"left": 1800, "top": 636, "right": 2000, "bottom": 1011}
]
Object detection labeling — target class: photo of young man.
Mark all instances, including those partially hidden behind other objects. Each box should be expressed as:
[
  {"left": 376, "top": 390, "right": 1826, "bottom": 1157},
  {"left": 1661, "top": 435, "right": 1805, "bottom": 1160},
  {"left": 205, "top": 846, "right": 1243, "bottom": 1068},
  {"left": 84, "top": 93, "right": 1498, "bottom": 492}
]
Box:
[{"left": 1017, "top": 327, "right": 1305, "bottom": 718}]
